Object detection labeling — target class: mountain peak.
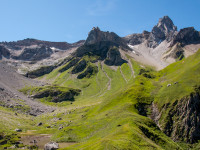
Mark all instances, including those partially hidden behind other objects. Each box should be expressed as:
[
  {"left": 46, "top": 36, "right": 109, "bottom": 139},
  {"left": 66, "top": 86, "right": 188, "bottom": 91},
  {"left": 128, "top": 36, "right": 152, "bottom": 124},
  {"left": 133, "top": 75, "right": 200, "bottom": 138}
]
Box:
[
  {"left": 146, "top": 16, "right": 177, "bottom": 48},
  {"left": 84, "top": 27, "right": 126, "bottom": 47},
  {"left": 91, "top": 26, "right": 101, "bottom": 31},
  {"left": 157, "top": 16, "right": 177, "bottom": 33}
]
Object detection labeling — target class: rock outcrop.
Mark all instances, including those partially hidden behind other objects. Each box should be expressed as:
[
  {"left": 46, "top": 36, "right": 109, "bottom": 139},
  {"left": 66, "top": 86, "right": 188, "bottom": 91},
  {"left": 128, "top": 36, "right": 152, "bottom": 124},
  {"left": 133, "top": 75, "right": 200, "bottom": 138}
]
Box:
[
  {"left": 44, "top": 142, "right": 59, "bottom": 150},
  {"left": 0, "top": 45, "right": 10, "bottom": 59},
  {"left": 85, "top": 27, "right": 128, "bottom": 48},
  {"left": 151, "top": 87, "right": 200, "bottom": 143},
  {"left": 125, "top": 16, "right": 177, "bottom": 48},
  {"left": 58, "top": 58, "right": 80, "bottom": 73},
  {"left": 77, "top": 65, "right": 98, "bottom": 79},
  {"left": 162, "top": 43, "right": 185, "bottom": 62},
  {"left": 25, "top": 65, "right": 55, "bottom": 78},
  {"left": 170, "top": 27, "right": 200, "bottom": 47},
  {"left": 75, "top": 27, "right": 128, "bottom": 65},
  {"left": 31, "top": 86, "right": 81, "bottom": 103},
  {"left": 104, "top": 47, "right": 127, "bottom": 66},
  {"left": 146, "top": 16, "right": 177, "bottom": 48},
  {"left": 12, "top": 45, "right": 53, "bottom": 61},
  {"left": 71, "top": 59, "right": 87, "bottom": 74}
]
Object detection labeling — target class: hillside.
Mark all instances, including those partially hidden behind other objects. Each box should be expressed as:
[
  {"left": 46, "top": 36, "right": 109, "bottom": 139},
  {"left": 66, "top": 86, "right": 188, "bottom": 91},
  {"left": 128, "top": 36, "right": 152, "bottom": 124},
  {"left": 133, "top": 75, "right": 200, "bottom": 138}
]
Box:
[{"left": 0, "top": 16, "right": 200, "bottom": 150}]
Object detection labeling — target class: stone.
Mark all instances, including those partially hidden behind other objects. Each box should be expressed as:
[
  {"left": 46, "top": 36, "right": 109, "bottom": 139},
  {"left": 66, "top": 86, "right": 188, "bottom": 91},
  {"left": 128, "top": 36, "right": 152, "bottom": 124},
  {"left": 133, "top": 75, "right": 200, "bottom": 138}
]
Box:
[
  {"left": 104, "top": 47, "right": 127, "bottom": 66},
  {"left": 167, "top": 84, "right": 171, "bottom": 87},
  {"left": 37, "top": 122, "right": 43, "bottom": 126},
  {"left": 44, "top": 142, "right": 59, "bottom": 150},
  {"left": 15, "top": 129, "right": 22, "bottom": 132}
]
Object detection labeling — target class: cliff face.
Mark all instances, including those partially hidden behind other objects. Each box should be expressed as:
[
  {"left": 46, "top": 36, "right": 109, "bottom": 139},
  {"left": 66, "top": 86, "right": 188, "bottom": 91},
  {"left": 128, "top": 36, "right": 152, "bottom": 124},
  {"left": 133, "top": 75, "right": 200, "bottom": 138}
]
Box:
[
  {"left": 12, "top": 45, "right": 53, "bottom": 61},
  {"left": 84, "top": 27, "right": 128, "bottom": 48},
  {"left": 151, "top": 87, "right": 200, "bottom": 143},
  {"left": 124, "top": 16, "right": 177, "bottom": 48},
  {"left": 146, "top": 16, "right": 177, "bottom": 48},
  {"left": 0, "top": 45, "right": 10, "bottom": 59},
  {"left": 170, "top": 27, "right": 200, "bottom": 47},
  {"left": 75, "top": 27, "right": 128, "bottom": 65}
]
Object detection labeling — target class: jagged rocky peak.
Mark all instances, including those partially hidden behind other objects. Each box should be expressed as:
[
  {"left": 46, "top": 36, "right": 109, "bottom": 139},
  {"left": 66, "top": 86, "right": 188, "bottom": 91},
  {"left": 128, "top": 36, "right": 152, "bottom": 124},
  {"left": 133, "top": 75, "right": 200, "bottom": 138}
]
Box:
[
  {"left": 147, "top": 16, "right": 177, "bottom": 48},
  {"left": 85, "top": 27, "right": 127, "bottom": 47},
  {"left": 75, "top": 27, "right": 128, "bottom": 65},
  {"left": 157, "top": 16, "right": 177, "bottom": 34},
  {"left": 171, "top": 27, "right": 200, "bottom": 47}
]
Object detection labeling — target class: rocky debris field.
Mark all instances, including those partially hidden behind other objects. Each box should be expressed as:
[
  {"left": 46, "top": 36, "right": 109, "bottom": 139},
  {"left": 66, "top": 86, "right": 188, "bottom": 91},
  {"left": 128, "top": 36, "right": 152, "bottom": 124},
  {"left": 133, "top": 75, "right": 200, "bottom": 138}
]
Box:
[{"left": 0, "top": 61, "right": 55, "bottom": 116}]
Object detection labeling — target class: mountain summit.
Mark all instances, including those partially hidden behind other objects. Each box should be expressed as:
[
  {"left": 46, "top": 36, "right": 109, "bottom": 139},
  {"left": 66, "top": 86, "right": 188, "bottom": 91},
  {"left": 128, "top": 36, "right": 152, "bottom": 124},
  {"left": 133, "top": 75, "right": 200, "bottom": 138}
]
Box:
[
  {"left": 85, "top": 27, "right": 128, "bottom": 48},
  {"left": 147, "top": 16, "right": 177, "bottom": 48},
  {"left": 75, "top": 27, "right": 128, "bottom": 65},
  {"left": 124, "top": 16, "right": 177, "bottom": 48}
]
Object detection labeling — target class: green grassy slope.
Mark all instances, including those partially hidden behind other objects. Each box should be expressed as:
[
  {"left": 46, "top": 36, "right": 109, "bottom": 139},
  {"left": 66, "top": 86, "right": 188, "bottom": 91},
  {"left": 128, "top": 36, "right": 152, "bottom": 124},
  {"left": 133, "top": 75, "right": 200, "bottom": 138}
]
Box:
[
  {"left": 2, "top": 50, "right": 200, "bottom": 149},
  {"left": 32, "top": 57, "right": 182, "bottom": 149},
  {"left": 154, "top": 50, "right": 200, "bottom": 108}
]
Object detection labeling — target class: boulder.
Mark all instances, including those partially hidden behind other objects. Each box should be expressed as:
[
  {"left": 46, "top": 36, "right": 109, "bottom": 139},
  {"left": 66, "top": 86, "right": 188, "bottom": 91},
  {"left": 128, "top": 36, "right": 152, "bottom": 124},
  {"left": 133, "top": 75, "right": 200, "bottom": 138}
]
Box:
[
  {"left": 15, "top": 129, "right": 22, "bottom": 132},
  {"left": 37, "top": 122, "right": 43, "bottom": 126},
  {"left": 44, "top": 142, "right": 59, "bottom": 150}
]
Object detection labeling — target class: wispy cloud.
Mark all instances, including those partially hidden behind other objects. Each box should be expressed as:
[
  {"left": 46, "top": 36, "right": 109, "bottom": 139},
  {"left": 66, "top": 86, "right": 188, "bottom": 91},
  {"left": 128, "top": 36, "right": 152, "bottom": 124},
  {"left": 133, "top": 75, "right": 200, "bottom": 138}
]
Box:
[{"left": 86, "top": 0, "right": 117, "bottom": 16}]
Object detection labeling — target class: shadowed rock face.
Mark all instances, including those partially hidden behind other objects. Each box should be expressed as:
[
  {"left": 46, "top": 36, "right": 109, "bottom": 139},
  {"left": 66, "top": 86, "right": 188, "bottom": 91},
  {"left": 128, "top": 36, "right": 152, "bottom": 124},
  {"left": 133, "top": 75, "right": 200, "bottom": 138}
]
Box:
[
  {"left": 170, "top": 27, "right": 200, "bottom": 47},
  {"left": 125, "top": 16, "right": 177, "bottom": 48},
  {"left": 0, "top": 45, "right": 10, "bottom": 59},
  {"left": 105, "top": 47, "right": 127, "bottom": 66},
  {"left": 85, "top": 27, "right": 128, "bottom": 48},
  {"left": 75, "top": 27, "right": 128, "bottom": 66},
  {"left": 151, "top": 87, "right": 200, "bottom": 144},
  {"left": 12, "top": 46, "right": 53, "bottom": 61},
  {"left": 147, "top": 16, "right": 177, "bottom": 48}
]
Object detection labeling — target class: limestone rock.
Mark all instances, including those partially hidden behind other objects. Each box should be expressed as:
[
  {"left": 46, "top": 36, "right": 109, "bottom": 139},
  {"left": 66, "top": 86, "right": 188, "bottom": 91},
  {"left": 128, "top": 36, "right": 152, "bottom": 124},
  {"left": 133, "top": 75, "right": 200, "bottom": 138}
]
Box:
[
  {"left": 147, "top": 16, "right": 177, "bottom": 48},
  {"left": 76, "top": 27, "right": 129, "bottom": 58},
  {"left": 12, "top": 45, "right": 53, "bottom": 61},
  {"left": 171, "top": 27, "right": 200, "bottom": 47},
  {"left": 104, "top": 47, "right": 127, "bottom": 66},
  {"left": 44, "top": 142, "right": 59, "bottom": 150}
]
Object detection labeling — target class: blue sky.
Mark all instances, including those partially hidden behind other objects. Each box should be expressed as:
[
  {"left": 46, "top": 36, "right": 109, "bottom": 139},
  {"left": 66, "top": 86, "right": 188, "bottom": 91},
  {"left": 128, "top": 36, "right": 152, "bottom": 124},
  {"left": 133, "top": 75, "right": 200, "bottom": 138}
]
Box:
[{"left": 0, "top": 0, "right": 199, "bottom": 43}]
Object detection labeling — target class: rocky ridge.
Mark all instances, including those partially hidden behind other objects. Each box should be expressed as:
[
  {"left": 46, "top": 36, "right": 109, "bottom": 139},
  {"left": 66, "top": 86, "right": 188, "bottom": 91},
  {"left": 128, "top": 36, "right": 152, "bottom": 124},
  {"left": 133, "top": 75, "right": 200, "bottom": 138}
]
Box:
[
  {"left": 75, "top": 27, "right": 128, "bottom": 65},
  {"left": 124, "top": 16, "right": 200, "bottom": 69}
]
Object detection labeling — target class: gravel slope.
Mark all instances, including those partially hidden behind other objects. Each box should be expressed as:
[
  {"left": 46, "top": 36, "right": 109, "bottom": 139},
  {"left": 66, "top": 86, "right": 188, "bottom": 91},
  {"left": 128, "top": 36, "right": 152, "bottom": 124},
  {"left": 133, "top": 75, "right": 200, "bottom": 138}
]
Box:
[{"left": 0, "top": 61, "right": 55, "bottom": 116}]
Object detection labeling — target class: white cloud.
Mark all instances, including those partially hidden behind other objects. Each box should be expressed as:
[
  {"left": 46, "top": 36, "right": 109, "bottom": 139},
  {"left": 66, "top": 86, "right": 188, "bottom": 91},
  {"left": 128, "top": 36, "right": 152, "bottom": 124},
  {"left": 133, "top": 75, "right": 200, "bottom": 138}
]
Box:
[{"left": 86, "top": 0, "right": 116, "bottom": 16}]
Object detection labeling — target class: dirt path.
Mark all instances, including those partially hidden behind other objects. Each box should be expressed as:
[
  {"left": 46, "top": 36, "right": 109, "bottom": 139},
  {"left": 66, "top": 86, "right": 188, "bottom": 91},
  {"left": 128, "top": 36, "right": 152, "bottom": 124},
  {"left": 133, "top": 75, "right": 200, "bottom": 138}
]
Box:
[
  {"left": 120, "top": 66, "right": 128, "bottom": 83},
  {"left": 127, "top": 59, "right": 135, "bottom": 78},
  {"left": 101, "top": 61, "right": 111, "bottom": 90}
]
